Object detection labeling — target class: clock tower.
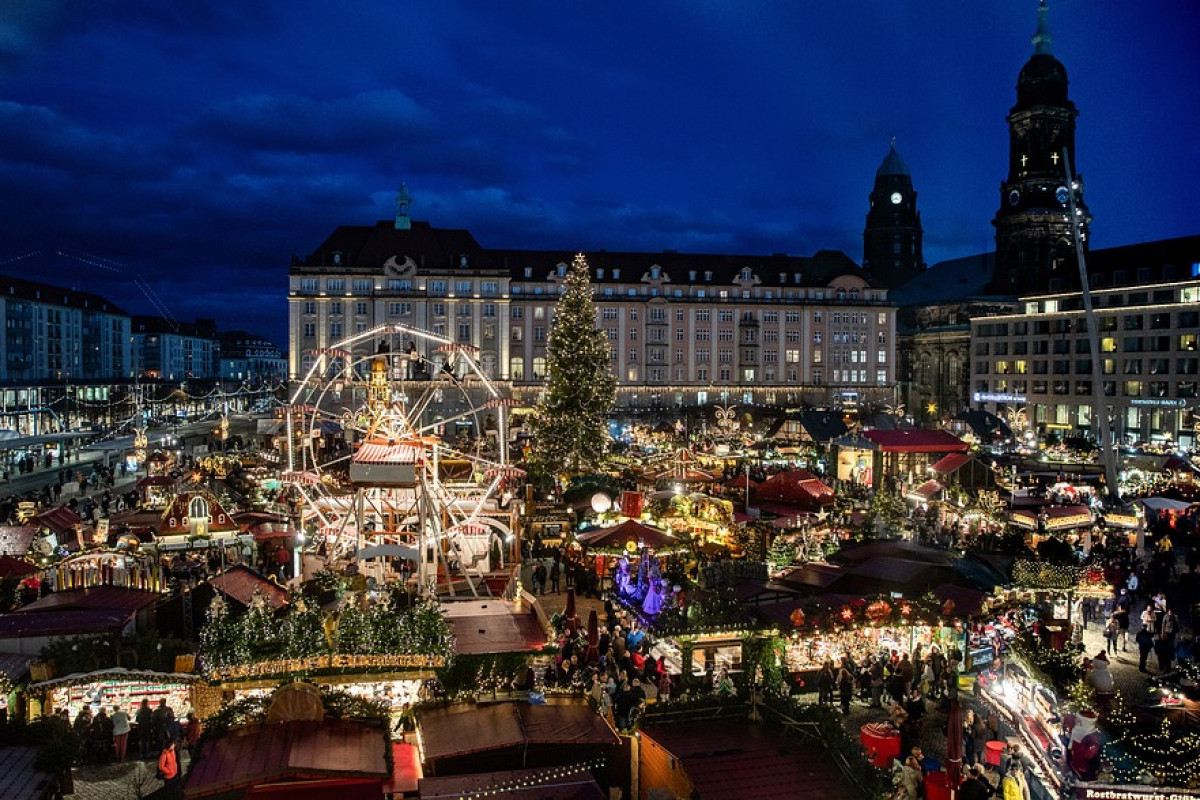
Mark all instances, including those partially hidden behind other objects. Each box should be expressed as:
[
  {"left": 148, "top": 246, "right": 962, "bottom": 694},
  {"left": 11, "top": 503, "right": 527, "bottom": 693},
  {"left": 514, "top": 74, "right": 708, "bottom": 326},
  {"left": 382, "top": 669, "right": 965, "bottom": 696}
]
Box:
[
  {"left": 863, "top": 140, "right": 925, "bottom": 288},
  {"left": 992, "top": 0, "right": 1091, "bottom": 294}
]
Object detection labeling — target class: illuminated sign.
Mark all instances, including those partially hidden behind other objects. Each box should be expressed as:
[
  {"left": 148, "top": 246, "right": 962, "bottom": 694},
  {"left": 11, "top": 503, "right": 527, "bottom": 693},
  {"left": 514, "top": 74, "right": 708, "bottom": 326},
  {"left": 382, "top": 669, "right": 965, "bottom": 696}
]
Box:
[
  {"left": 972, "top": 392, "right": 1027, "bottom": 403},
  {"left": 1130, "top": 398, "right": 1187, "bottom": 408}
]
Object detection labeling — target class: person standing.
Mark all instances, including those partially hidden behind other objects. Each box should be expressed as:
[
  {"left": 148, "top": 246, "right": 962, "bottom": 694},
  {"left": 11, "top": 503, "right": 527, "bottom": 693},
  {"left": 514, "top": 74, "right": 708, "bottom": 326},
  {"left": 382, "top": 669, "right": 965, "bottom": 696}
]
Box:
[
  {"left": 136, "top": 699, "right": 153, "bottom": 759},
  {"left": 1114, "top": 590, "right": 1131, "bottom": 652},
  {"left": 157, "top": 740, "right": 179, "bottom": 787},
  {"left": 1136, "top": 625, "right": 1155, "bottom": 673},
  {"left": 184, "top": 712, "right": 202, "bottom": 760},
  {"left": 837, "top": 659, "right": 854, "bottom": 716},
  {"left": 549, "top": 559, "right": 561, "bottom": 594},
  {"left": 110, "top": 705, "right": 131, "bottom": 762}
]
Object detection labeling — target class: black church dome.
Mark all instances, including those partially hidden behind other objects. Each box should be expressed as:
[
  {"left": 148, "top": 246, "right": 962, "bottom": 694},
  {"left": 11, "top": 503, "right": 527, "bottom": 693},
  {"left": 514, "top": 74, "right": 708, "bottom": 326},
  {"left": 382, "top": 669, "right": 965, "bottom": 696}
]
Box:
[{"left": 1016, "top": 53, "right": 1070, "bottom": 107}]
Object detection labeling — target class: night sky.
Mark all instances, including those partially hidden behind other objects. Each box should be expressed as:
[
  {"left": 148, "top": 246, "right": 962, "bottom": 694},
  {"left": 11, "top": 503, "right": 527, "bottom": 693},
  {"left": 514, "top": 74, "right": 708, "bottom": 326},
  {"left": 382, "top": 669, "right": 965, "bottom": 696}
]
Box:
[{"left": 1, "top": 1, "right": 1197, "bottom": 345}]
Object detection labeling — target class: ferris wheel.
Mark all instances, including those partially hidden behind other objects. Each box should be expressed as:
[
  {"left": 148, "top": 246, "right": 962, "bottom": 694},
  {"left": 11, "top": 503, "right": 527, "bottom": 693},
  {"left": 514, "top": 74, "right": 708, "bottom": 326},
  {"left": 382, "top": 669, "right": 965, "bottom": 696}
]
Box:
[{"left": 285, "top": 323, "right": 522, "bottom": 597}]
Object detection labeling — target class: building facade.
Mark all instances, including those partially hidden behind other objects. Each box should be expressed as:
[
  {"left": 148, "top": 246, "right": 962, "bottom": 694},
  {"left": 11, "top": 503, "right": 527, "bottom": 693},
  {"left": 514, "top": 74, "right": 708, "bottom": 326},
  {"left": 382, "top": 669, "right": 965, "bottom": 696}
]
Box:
[
  {"left": 219, "top": 330, "right": 287, "bottom": 384},
  {"left": 133, "top": 317, "right": 220, "bottom": 381},
  {"left": 970, "top": 236, "right": 1200, "bottom": 447},
  {"left": 288, "top": 201, "right": 898, "bottom": 413}
]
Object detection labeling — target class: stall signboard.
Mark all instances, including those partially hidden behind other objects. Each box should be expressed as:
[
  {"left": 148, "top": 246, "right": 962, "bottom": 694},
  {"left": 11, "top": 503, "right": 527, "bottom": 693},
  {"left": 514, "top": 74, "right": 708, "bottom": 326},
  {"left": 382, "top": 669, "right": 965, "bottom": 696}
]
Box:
[
  {"left": 1076, "top": 788, "right": 1200, "bottom": 799},
  {"left": 208, "top": 653, "right": 446, "bottom": 681},
  {"left": 620, "top": 491, "right": 645, "bottom": 519},
  {"left": 1103, "top": 513, "right": 1140, "bottom": 529}
]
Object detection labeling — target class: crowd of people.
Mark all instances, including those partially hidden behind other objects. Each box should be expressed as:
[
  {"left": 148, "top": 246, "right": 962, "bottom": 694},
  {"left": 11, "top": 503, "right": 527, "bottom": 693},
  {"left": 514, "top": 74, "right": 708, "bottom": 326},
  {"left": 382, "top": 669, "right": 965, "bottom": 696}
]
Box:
[{"left": 59, "top": 697, "right": 201, "bottom": 787}]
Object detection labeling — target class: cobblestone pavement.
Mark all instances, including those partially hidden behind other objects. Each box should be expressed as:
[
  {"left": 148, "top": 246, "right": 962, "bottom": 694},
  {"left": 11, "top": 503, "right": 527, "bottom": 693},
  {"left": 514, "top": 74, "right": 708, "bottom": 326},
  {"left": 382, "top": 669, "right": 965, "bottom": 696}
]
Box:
[{"left": 67, "top": 752, "right": 191, "bottom": 800}]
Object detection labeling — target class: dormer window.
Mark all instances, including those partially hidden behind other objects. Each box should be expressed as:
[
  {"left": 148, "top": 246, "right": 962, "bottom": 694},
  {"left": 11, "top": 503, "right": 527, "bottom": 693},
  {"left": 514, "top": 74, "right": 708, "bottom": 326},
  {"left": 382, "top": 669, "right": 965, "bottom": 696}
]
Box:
[
  {"left": 689, "top": 271, "right": 697, "bottom": 281},
  {"left": 597, "top": 268, "right": 604, "bottom": 279},
  {"left": 650, "top": 266, "right": 660, "bottom": 279},
  {"left": 779, "top": 273, "right": 786, "bottom": 283},
  {"left": 524, "top": 267, "right": 532, "bottom": 278},
  {"left": 794, "top": 273, "right": 802, "bottom": 284},
  {"left": 557, "top": 264, "right": 566, "bottom": 277},
  {"left": 740, "top": 267, "right": 752, "bottom": 281},
  {"left": 189, "top": 497, "right": 209, "bottom": 519},
  {"left": 613, "top": 269, "right": 620, "bottom": 280},
  {"left": 704, "top": 271, "right": 712, "bottom": 281}
]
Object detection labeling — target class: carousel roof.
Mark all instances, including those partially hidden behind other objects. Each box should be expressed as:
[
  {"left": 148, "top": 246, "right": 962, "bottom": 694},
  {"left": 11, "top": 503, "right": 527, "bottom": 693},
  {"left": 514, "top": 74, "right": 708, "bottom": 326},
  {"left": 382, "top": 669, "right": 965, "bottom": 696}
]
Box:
[{"left": 575, "top": 519, "right": 674, "bottom": 550}]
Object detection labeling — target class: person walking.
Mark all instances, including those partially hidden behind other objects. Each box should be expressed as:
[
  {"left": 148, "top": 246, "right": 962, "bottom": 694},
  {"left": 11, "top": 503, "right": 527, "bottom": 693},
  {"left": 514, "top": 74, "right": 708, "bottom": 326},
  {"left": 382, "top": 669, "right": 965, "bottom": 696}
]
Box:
[
  {"left": 1104, "top": 616, "right": 1119, "bottom": 655},
  {"left": 1114, "top": 590, "right": 1131, "bottom": 652},
  {"left": 110, "top": 704, "right": 131, "bottom": 762}
]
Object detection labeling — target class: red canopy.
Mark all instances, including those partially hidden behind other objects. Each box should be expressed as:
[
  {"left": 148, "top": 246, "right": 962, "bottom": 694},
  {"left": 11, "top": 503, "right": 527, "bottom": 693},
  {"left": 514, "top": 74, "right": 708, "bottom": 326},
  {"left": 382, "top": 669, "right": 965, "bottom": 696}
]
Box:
[
  {"left": 863, "top": 429, "right": 968, "bottom": 453},
  {"left": 755, "top": 470, "right": 835, "bottom": 509},
  {"left": 930, "top": 452, "right": 972, "bottom": 474},
  {"left": 0, "top": 555, "right": 36, "bottom": 578},
  {"left": 576, "top": 519, "right": 674, "bottom": 550}
]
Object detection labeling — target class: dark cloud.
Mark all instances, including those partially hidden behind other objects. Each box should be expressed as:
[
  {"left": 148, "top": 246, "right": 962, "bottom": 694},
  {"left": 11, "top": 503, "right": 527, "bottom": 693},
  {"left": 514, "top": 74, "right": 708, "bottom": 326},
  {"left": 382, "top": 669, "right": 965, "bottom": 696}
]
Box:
[{"left": 0, "top": 0, "right": 1196, "bottom": 349}]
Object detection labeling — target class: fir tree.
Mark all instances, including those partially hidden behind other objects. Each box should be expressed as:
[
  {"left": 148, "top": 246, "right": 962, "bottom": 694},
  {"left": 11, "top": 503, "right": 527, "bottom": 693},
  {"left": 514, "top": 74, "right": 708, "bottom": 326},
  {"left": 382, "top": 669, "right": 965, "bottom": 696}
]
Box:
[{"left": 529, "top": 253, "right": 616, "bottom": 479}]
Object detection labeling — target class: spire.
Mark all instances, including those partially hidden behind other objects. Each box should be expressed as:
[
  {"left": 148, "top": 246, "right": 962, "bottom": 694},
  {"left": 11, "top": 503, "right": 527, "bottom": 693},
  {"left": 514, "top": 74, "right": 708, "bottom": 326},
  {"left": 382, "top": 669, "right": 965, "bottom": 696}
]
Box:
[
  {"left": 1032, "top": 0, "right": 1053, "bottom": 55},
  {"left": 394, "top": 183, "right": 412, "bottom": 231}
]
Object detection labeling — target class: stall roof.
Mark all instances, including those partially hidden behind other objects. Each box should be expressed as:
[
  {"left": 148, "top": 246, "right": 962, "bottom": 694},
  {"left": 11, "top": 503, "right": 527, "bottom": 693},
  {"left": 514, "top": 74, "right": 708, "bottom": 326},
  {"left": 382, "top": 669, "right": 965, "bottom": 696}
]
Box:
[
  {"left": 0, "top": 653, "right": 31, "bottom": 683},
  {"left": 0, "top": 746, "right": 52, "bottom": 800},
  {"left": 846, "top": 556, "right": 939, "bottom": 586},
  {"left": 908, "top": 480, "right": 943, "bottom": 500},
  {"left": 575, "top": 519, "right": 674, "bottom": 550},
  {"left": 418, "top": 768, "right": 605, "bottom": 800},
  {"left": 930, "top": 453, "right": 972, "bottom": 475},
  {"left": 862, "top": 429, "right": 968, "bottom": 453},
  {"left": 29, "top": 666, "right": 200, "bottom": 692},
  {"left": 29, "top": 506, "right": 81, "bottom": 535},
  {"left": 640, "top": 719, "right": 858, "bottom": 800},
  {"left": 0, "top": 526, "right": 37, "bottom": 557},
  {"left": 0, "top": 554, "right": 36, "bottom": 577},
  {"left": 1136, "top": 497, "right": 1194, "bottom": 512},
  {"left": 775, "top": 563, "right": 844, "bottom": 590},
  {"left": 184, "top": 719, "right": 389, "bottom": 799},
  {"left": 755, "top": 470, "right": 835, "bottom": 508},
  {"left": 930, "top": 583, "right": 989, "bottom": 617},
  {"left": 208, "top": 565, "right": 289, "bottom": 611},
  {"left": 0, "top": 586, "right": 159, "bottom": 640},
  {"left": 443, "top": 599, "right": 547, "bottom": 655},
  {"left": 418, "top": 702, "right": 618, "bottom": 763}
]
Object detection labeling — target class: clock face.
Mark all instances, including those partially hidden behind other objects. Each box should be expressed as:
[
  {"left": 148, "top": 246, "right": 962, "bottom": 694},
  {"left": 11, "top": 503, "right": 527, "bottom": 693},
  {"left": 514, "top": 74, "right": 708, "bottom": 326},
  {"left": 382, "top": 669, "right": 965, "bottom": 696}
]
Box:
[
  {"left": 1008, "top": 189, "right": 1020, "bottom": 207},
  {"left": 890, "top": 192, "right": 903, "bottom": 205},
  {"left": 1055, "top": 186, "right": 1070, "bottom": 204}
]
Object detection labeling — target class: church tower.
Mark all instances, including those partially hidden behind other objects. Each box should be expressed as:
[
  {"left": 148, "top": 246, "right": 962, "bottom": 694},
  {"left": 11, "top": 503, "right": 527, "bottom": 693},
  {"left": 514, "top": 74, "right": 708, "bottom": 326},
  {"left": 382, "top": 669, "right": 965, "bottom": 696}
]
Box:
[
  {"left": 992, "top": 0, "right": 1091, "bottom": 293},
  {"left": 863, "top": 140, "right": 924, "bottom": 287}
]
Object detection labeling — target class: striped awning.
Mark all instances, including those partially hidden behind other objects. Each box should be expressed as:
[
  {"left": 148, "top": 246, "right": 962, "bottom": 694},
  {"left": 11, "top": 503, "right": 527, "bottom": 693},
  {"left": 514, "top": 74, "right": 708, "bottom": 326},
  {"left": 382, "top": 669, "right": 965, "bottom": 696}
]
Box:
[{"left": 353, "top": 442, "right": 424, "bottom": 464}]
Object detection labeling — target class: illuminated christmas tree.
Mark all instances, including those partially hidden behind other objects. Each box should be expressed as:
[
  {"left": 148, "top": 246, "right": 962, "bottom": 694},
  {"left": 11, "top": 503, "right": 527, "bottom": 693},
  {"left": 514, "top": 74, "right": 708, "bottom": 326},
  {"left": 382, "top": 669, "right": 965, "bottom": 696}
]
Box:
[{"left": 529, "top": 253, "right": 616, "bottom": 480}]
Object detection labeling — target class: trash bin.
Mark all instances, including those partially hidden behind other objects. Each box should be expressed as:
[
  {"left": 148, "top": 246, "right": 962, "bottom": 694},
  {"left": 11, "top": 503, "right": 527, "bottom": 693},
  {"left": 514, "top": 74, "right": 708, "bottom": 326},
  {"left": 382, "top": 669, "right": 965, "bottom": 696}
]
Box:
[
  {"left": 924, "top": 770, "right": 953, "bottom": 800},
  {"left": 985, "top": 740, "right": 1006, "bottom": 766},
  {"left": 859, "top": 722, "right": 901, "bottom": 767}
]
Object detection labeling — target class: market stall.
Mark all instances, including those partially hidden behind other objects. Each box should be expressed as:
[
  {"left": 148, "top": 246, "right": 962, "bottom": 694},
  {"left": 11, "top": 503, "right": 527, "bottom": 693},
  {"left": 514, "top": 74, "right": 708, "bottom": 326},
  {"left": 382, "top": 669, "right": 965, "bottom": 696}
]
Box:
[
  {"left": 652, "top": 631, "right": 745, "bottom": 682},
  {"left": 45, "top": 550, "right": 163, "bottom": 593},
  {"left": 976, "top": 665, "right": 1070, "bottom": 799},
  {"left": 30, "top": 668, "right": 201, "bottom": 721}
]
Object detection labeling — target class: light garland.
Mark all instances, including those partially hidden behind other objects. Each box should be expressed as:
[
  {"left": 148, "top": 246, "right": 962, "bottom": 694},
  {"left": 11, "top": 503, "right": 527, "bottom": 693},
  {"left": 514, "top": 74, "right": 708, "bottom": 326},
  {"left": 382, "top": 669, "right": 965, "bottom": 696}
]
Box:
[{"left": 452, "top": 759, "right": 607, "bottom": 798}]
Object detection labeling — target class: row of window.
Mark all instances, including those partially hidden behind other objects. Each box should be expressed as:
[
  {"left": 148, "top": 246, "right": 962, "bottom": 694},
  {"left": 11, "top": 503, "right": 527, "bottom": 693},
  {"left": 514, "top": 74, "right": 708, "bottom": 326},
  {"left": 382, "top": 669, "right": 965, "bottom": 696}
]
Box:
[
  {"left": 977, "top": 310, "right": 1200, "bottom": 338},
  {"left": 297, "top": 278, "right": 504, "bottom": 296},
  {"left": 980, "top": 379, "right": 1199, "bottom": 399}
]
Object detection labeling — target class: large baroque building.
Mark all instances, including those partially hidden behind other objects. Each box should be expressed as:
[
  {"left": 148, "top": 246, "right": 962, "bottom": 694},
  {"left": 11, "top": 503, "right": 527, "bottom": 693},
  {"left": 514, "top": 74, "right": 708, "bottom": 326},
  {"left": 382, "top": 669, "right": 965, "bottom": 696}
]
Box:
[{"left": 288, "top": 201, "right": 898, "bottom": 413}]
